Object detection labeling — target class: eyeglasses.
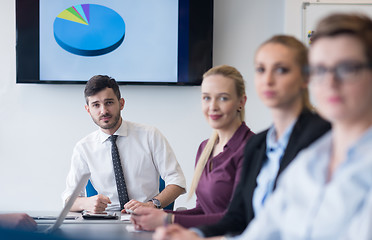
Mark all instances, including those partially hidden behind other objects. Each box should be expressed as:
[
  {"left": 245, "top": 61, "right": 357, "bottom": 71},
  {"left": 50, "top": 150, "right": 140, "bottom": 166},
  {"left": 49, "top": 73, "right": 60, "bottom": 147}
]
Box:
[{"left": 308, "top": 61, "right": 372, "bottom": 84}]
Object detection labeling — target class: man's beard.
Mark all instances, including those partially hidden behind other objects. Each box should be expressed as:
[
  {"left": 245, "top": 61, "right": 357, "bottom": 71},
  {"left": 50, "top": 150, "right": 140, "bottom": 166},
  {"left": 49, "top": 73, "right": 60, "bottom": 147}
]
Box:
[{"left": 93, "top": 113, "right": 121, "bottom": 130}]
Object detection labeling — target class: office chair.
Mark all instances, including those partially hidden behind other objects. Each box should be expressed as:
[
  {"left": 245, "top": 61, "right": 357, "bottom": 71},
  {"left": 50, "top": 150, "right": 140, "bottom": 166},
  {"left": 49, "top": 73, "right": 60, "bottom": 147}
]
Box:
[
  {"left": 86, "top": 177, "right": 174, "bottom": 210},
  {"left": 158, "top": 177, "right": 174, "bottom": 210},
  {"left": 86, "top": 179, "right": 98, "bottom": 197}
]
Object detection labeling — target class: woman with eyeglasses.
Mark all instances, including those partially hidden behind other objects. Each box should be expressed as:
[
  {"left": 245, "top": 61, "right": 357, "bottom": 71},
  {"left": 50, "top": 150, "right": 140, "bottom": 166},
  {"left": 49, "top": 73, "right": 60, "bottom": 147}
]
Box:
[
  {"left": 152, "top": 35, "right": 331, "bottom": 240},
  {"left": 189, "top": 13, "right": 372, "bottom": 240}
]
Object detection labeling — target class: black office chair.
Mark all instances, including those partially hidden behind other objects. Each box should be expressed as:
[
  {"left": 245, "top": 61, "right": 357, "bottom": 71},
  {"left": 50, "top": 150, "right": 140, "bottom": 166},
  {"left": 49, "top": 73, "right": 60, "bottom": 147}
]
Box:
[{"left": 86, "top": 177, "right": 174, "bottom": 210}]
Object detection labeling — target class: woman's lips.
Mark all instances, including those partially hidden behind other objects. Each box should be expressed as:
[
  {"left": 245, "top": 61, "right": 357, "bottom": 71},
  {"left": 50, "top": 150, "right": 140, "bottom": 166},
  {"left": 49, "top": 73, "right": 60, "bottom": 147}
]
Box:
[
  {"left": 210, "top": 114, "right": 222, "bottom": 120},
  {"left": 263, "top": 90, "right": 276, "bottom": 98},
  {"left": 327, "top": 96, "right": 343, "bottom": 104}
]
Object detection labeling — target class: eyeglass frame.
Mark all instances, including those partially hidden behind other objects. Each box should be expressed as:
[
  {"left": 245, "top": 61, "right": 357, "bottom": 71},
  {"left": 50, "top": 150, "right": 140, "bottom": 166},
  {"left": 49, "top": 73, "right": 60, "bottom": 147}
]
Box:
[{"left": 305, "top": 60, "right": 372, "bottom": 84}]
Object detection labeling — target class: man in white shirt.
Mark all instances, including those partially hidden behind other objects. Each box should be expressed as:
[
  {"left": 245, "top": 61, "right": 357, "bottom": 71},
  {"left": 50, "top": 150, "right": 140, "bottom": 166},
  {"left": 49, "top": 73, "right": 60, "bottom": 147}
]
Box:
[{"left": 62, "top": 75, "right": 186, "bottom": 212}]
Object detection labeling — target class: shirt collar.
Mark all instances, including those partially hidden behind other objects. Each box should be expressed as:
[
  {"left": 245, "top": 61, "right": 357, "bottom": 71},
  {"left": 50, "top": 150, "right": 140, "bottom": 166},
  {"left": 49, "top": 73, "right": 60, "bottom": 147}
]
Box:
[
  {"left": 344, "top": 125, "right": 372, "bottom": 165},
  {"left": 266, "top": 120, "right": 296, "bottom": 152},
  {"left": 224, "top": 122, "right": 250, "bottom": 150},
  {"left": 98, "top": 120, "right": 128, "bottom": 143}
]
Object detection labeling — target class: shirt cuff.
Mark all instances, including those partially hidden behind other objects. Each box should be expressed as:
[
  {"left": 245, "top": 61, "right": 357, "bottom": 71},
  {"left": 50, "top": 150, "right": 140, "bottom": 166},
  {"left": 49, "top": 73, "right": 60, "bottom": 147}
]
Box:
[{"left": 189, "top": 228, "right": 205, "bottom": 238}]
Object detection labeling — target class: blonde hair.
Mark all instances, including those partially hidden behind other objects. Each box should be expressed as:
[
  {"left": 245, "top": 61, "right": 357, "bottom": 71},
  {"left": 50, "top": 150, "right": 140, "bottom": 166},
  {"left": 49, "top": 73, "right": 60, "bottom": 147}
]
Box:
[
  {"left": 188, "top": 65, "right": 246, "bottom": 199},
  {"left": 257, "top": 35, "right": 314, "bottom": 111}
]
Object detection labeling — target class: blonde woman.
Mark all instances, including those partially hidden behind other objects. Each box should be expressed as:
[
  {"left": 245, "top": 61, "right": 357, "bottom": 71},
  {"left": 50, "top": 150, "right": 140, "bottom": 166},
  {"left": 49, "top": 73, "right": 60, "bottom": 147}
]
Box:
[{"left": 129, "top": 65, "right": 255, "bottom": 230}]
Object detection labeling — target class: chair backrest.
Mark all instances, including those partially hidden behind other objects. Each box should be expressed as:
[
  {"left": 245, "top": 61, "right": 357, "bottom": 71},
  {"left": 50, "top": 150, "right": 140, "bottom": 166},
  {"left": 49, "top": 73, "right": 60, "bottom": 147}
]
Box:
[
  {"left": 159, "top": 178, "right": 174, "bottom": 210},
  {"left": 86, "top": 177, "right": 174, "bottom": 210},
  {"left": 86, "top": 179, "right": 98, "bottom": 197}
]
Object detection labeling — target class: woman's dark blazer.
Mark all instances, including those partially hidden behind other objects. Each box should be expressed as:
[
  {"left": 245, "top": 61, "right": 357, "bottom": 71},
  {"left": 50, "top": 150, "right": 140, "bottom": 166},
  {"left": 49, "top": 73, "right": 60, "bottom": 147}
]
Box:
[{"left": 198, "top": 110, "right": 331, "bottom": 237}]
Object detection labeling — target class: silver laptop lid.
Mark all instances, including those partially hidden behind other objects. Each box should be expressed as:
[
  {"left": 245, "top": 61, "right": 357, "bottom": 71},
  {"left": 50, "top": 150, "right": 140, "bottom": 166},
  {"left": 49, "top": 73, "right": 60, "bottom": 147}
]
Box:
[{"left": 47, "top": 173, "right": 90, "bottom": 233}]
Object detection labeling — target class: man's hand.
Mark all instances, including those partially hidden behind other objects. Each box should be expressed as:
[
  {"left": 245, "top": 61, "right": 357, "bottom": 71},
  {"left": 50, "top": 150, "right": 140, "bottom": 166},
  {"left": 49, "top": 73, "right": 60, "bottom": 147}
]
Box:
[
  {"left": 83, "top": 194, "right": 111, "bottom": 213},
  {"left": 129, "top": 207, "right": 167, "bottom": 231},
  {"left": 0, "top": 213, "right": 37, "bottom": 231},
  {"left": 122, "top": 199, "right": 154, "bottom": 212},
  {"left": 70, "top": 194, "right": 111, "bottom": 212}
]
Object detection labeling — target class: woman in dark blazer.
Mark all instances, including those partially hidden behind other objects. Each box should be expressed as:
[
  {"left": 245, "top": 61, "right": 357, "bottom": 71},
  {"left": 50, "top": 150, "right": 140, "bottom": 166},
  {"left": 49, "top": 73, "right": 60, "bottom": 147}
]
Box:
[{"left": 153, "top": 35, "right": 331, "bottom": 240}]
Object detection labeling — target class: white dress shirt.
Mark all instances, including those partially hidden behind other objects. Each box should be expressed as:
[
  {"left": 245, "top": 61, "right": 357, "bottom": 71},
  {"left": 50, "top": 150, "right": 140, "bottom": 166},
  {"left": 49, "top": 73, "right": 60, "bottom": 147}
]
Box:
[
  {"left": 62, "top": 120, "right": 186, "bottom": 211},
  {"left": 231, "top": 126, "right": 372, "bottom": 240},
  {"left": 341, "top": 190, "right": 372, "bottom": 240},
  {"left": 252, "top": 121, "right": 295, "bottom": 216}
]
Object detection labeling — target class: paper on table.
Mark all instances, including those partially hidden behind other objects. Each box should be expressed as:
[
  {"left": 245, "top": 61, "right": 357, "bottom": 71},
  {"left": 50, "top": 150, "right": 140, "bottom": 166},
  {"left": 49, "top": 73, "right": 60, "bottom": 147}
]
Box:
[
  {"left": 121, "top": 214, "right": 131, "bottom": 222},
  {"left": 126, "top": 225, "right": 143, "bottom": 233}
]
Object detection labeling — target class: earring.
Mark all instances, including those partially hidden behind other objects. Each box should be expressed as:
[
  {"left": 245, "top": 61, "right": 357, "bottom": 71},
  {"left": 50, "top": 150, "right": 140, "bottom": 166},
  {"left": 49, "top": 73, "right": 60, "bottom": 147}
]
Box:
[{"left": 237, "top": 107, "right": 242, "bottom": 112}]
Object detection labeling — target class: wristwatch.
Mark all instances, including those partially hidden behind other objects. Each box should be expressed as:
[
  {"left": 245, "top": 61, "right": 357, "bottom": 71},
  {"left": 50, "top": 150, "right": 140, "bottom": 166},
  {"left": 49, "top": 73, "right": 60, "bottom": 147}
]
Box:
[{"left": 150, "top": 198, "right": 162, "bottom": 209}]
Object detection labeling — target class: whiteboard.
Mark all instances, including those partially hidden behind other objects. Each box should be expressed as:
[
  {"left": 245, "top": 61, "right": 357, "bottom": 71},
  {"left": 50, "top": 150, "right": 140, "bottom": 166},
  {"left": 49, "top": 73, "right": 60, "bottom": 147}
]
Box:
[{"left": 302, "top": 1, "right": 372, "bottom": 45}]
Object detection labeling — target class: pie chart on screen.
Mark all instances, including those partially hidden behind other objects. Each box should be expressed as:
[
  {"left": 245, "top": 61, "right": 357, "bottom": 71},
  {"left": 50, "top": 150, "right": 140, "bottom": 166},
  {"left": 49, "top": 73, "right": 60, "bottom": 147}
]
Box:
[{"left": 53, "top": 4, "right": 125, "bottom": 56}]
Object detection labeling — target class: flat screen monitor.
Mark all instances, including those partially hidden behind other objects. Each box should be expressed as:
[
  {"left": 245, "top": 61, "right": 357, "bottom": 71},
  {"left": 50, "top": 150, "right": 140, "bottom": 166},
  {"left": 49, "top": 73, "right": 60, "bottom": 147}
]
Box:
[{"left": 16, "top": 0, "right": 213, "bottom": 85}]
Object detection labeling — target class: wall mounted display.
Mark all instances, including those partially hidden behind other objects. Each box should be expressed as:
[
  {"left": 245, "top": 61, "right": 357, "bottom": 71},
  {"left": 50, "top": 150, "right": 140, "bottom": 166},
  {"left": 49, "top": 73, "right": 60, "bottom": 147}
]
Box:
[{"left": 16, "top": 0, "right": 213, "bottom": 85}]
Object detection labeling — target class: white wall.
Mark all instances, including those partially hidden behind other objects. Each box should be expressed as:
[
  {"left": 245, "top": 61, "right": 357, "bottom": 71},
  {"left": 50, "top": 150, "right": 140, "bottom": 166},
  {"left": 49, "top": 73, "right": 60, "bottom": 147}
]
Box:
[
  {"left": 284, "top": 0, "right": 372, "bottom": 40},
  {"left": 0, "top": 0, "right": 283, "bottom": 212}
]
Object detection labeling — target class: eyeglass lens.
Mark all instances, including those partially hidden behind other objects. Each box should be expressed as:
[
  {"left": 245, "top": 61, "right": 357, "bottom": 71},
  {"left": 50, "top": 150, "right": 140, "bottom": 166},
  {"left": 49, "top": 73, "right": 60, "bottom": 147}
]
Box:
[{"left": 309, "top": 61, "right": 371, "bottom": 83}]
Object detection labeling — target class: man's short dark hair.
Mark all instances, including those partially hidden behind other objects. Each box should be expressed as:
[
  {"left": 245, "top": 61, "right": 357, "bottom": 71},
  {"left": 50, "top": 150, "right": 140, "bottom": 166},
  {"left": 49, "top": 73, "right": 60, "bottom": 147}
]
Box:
[{"left": 84, "top": 75, "right": 121, "bottom": 104}]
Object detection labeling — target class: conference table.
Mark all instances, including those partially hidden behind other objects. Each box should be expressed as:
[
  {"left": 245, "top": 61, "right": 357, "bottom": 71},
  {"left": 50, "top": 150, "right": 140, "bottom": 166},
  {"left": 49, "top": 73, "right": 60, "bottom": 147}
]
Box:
[{"left": 30, "top": 211, "right": 154, "bottom": 240}]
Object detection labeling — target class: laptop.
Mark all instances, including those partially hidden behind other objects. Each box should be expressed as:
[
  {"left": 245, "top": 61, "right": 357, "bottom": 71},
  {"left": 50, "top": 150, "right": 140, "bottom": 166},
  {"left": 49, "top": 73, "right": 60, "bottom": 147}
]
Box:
[{"left": 36, "top": 173, "right": 90, "bottom": 233}]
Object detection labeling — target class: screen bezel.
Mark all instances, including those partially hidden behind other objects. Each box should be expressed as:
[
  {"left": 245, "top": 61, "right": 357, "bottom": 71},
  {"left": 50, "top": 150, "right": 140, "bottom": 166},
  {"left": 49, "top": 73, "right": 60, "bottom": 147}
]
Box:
[{"left": 15, "top": 0, "right": 213, "bottom": 85}]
